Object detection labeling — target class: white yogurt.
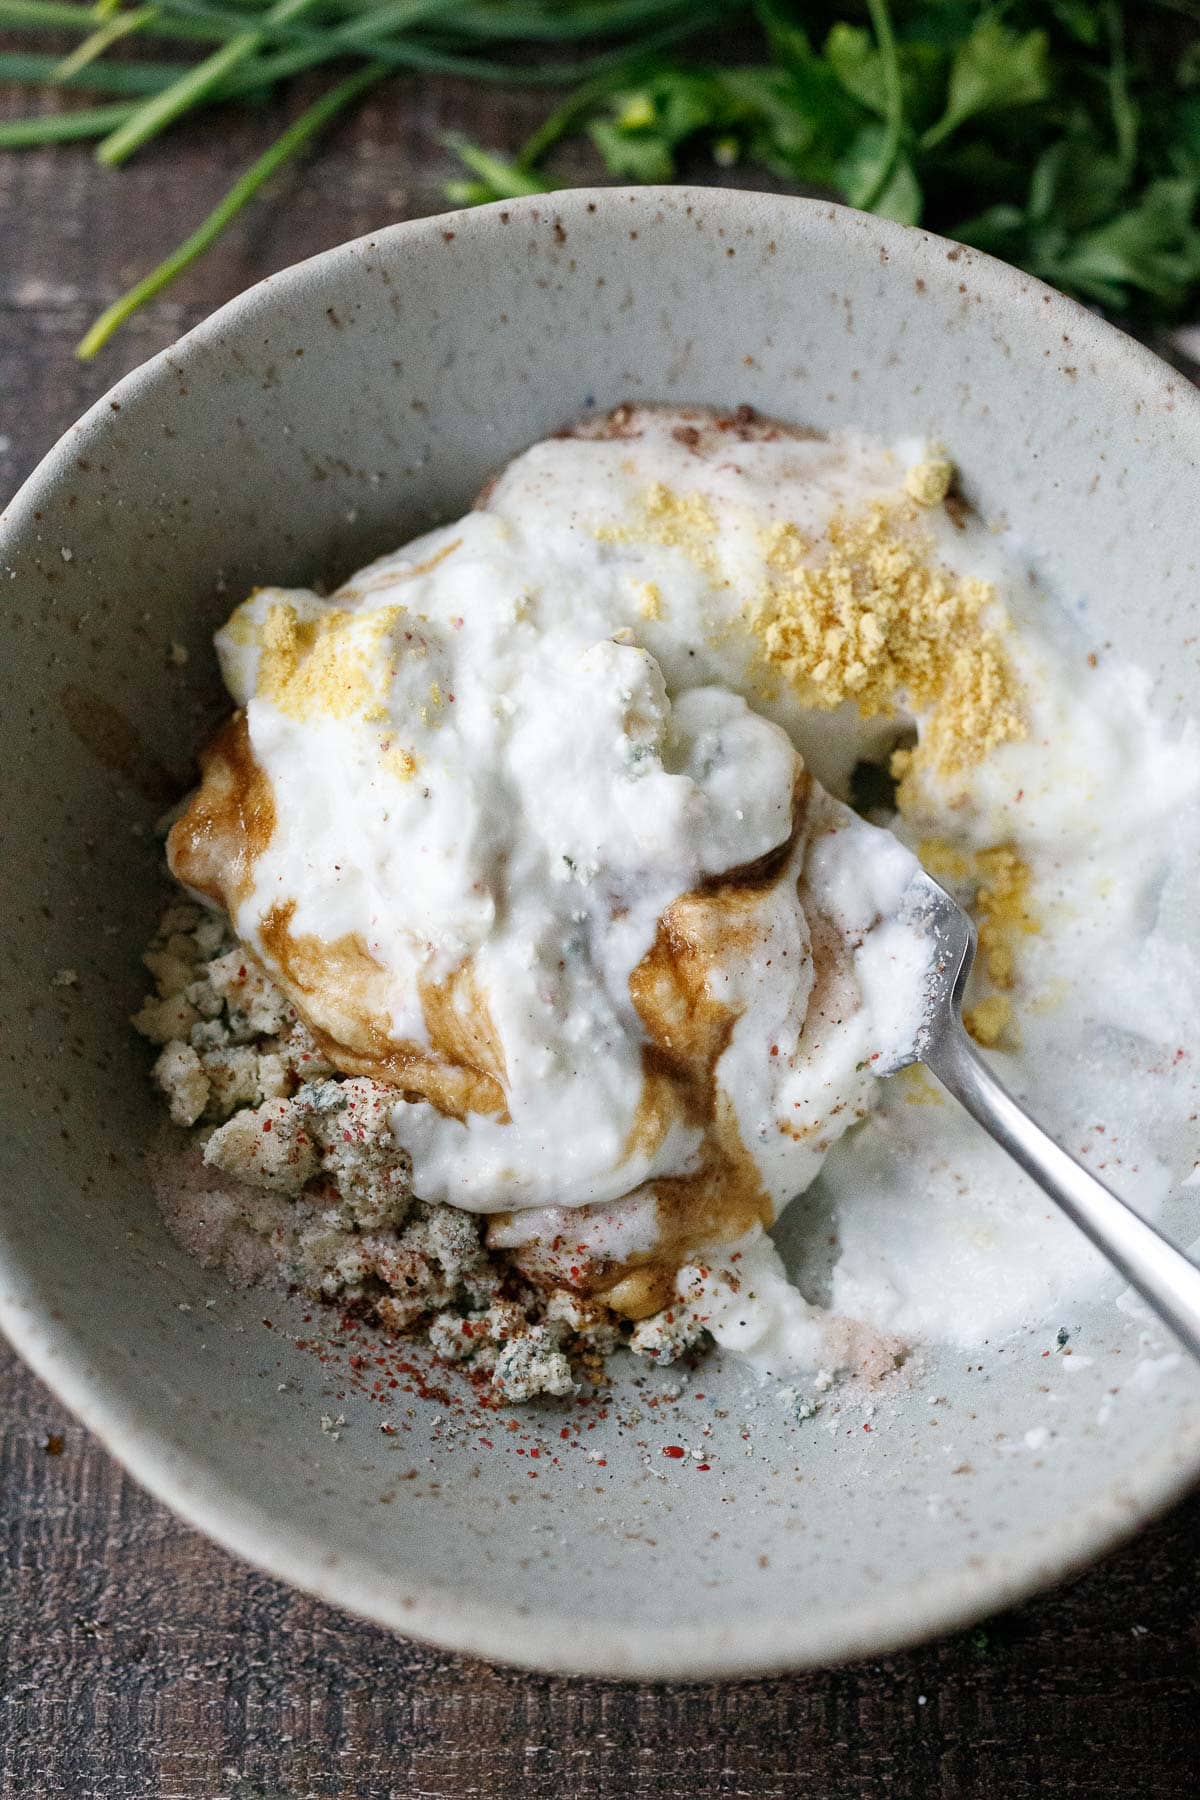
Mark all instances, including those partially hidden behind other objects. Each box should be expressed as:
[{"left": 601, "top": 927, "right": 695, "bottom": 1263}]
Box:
[
  {"left": 203, "top": 417, "right": 935, "bottom": 1242},
  {"left": 184, "top": 405, "right": 1200, "bottom": 1380}
]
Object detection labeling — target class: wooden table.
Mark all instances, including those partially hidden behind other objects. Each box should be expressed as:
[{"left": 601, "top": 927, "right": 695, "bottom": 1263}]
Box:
[{"left": 2, "top": 66, "right": 1199, "bottom": 1800}]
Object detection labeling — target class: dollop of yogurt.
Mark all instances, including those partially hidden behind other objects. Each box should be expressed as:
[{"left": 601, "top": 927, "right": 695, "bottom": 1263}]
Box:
[
  {"left": 170, "top": 409, "right": 935, "bottom": 1316},
  {"left": 169, "top": 404, "right": 1200, "bottom": 1382}
]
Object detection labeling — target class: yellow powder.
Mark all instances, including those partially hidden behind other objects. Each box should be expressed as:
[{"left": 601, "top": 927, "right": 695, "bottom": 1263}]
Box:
[
  {"left": 904, "top": 458, "right": 953, "bottom": 507},
  {"left": 749, "top": 499, "right": 1024, "bottom": 786},
  {"left": 974, "top": 846, "right": 1039, "bottom": 990},
  {"left": 221, "top": 589, "right": 266, "bottom": 648},
  {"left": 914, "top": 837, "right": 974, "bottom": 885},
  {"left": 380, "top": 743, "right": 419, "bottom": 782},
  {"left": 419, "top": 678, "right": 446, "bottom": 729},
  {"left": 897, "top": 1065, "right": 945, "bottom": 1106},
  {"left": 638, "top": 581, "right": 664, "bottom": 621},
  {"left": 918, "top": 837, "right": 1038, "bottom": 1038},
  {"left": 598, "top": 483, "right": 719, "bottom": 573},
  {"left": 257, "top": 602, "right": 404, "bottom": 723},
  {"left": 964, "top": 993, "right": 1012, "bottom": 1048}
]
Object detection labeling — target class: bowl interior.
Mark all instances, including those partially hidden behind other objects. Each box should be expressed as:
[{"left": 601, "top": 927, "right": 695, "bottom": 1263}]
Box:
[{"left": 2, "top": 188, "right": 1199, "bottom": 1678}]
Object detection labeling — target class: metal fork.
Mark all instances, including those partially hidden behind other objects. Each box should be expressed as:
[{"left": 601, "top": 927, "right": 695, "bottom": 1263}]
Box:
[{"left": 885, "top": 869, "right": 1200, "bottom": 1361}]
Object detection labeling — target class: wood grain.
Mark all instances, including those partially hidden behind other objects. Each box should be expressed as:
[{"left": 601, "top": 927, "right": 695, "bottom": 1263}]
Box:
[{"left": 3, "top": 58, "right": 1200, "bottom": 1800}]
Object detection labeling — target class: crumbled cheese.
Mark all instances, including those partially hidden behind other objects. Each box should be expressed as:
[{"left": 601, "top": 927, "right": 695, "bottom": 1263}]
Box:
[
  {"left": 629, "top": 1303, "right": 708, "bottom": 1364},
  {"left": 133, "top": 992, "right": 199, "bottom": 1044},
  {"left": 204, "top": 1094, "right": 321, "bottom": 1191},
  {"left": 492, "top": 1327, "right": 578, "bottom": 1402},
  {"left": 153, "top": 1041, "right": 209, "bottom": 1127}
]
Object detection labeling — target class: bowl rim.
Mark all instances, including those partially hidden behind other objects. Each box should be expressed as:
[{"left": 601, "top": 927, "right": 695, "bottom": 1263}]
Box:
[{"left": 2, "top": 184, "right": 1199, "bottom": 1680}]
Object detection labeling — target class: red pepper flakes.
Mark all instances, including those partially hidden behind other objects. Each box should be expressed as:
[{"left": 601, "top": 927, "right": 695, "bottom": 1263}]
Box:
[
  {"left": 380, "top": 1423, "right": 396, "bottom": 1435},
  {"left": 695, "top": 1463, "right": 710, "bottom": 1471},
  {"left": 662, "top": 1445, "right": 686, "bottom": 1459},
  {"left": 262, "top": 1118, "right": 273, "bottom": 1133},
  {"left": 560, "top": 1427, "right": 570, "bottom": 1440}
]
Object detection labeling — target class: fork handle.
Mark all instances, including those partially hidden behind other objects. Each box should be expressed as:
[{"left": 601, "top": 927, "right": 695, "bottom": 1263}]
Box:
[{"left": 927, "top": 1025, "right": 1200, "bottom": 1362}]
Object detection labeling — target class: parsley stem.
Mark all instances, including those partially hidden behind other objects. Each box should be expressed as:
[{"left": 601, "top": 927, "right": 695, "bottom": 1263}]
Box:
[
  {"left": 516, "top": 53, "right": 663, "bottom": 167},
  {"left": 859, "top": 0, "right": 903, "bottom": 213},
  {"left": 76, "top": 60, "right": 385, "bottom": 358},
  {"left": 1105, "top": 0, "right": 1137, "bottom": 184}
]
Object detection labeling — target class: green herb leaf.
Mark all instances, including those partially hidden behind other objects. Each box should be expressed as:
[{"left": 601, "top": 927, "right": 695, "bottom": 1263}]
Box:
[
  {"left": 838, "top": 122, "right": 921, "bottom": 224},
  {"left": 826, "top": 23, "right": 888, "bottom": 118},
  {"left": 922, "top": 19, "right": 1052, "bottom": 150},
  {"left": 442, "top": 132, "right": 551, "bottom": 199},
  {"left": 6, "top": 0, "right": 1200, "bottom": 351},
  {"left": 1046, "top": 176, "right": 1200, "bottom": 309}
]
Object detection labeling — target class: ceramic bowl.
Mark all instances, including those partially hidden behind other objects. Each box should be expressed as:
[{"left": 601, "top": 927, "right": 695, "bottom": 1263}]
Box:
[{"left": 2, "top": 188, "right": 1198, "bottom": 1679}]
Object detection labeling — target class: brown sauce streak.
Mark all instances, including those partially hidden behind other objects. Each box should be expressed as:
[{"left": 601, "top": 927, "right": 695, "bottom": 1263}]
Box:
[
  {"left": 169, "top": 405, "right": 836, "bottom": 1318},
  {"left": 419, "top": 960, "right": 507, "bottom": 1090},
  {"left": 169, "top": 715, "right": 506, "bottom": 1118},
  {"left": 260, "top": 902, "right": 506, "bottom": 1120},
  {"left": 587, "top": 771, "right": 813, "bottom": 1320},
  {"left": 168, "top": 711, "right": 275, "bottom": 907}
]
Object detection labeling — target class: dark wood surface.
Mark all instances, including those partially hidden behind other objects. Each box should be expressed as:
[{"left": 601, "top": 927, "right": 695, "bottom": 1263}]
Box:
[{"left": 3, "top": 63, "right": 1200, "bottom": 1800}]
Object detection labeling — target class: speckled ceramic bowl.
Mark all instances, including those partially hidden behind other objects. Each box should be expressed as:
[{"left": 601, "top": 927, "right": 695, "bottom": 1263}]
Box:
[{"left": 2, "top": 188, "right": 1199, "bottom": 1679}]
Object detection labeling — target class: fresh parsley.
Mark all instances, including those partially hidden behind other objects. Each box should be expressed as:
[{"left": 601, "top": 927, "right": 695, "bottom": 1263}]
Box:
[
  {"left": 451, "top": 2, "right": 1200, "bottom": 319},
  {"left": 0, "top": 1, "right": 1196, "bottom": 352}
]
